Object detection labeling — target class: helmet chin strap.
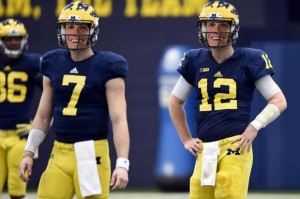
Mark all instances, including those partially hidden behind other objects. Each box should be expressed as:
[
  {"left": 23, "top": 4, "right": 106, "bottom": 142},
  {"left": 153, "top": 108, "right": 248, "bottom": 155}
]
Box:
[
  {"left": 4, "top": 48, "right": 20, "bottom": 58},
  {"left": 206, "top": 32, "right": 232, "bottom": 48},
  {"left": 209, "top": 42, "right": 232, "bottom": 48},
  {"left": 66, "top": 34, "right": 91, "bottom": 51}
]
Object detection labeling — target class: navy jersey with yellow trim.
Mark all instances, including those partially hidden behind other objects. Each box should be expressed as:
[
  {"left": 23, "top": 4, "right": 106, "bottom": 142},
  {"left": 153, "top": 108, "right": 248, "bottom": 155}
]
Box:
[
  {"left": 0, "top": 53, "right": 41, "bottom": 129},
  {"left": 178, "top": 48, "right": 274, "bottom": 142},
  {"left": 41, "top": 49, "right": 128, "bottom": 143}
]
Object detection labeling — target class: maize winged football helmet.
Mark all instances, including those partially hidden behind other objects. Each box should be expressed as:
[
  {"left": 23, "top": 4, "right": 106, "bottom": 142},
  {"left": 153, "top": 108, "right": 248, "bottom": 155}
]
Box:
[
  {"left": 57, "top": 1, "right": 99, "bottom": 50},
  {"left": 0, "top": 19, "right": 28, "bottom": 58},
  {"left": 198, "top": 1, "right": 239, "bottom": 47}
]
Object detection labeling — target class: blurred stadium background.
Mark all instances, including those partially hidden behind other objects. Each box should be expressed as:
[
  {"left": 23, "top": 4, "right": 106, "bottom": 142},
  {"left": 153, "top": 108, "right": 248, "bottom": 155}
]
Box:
[{"left": 1, "top": 0, "right": 300, "bottom": 196}]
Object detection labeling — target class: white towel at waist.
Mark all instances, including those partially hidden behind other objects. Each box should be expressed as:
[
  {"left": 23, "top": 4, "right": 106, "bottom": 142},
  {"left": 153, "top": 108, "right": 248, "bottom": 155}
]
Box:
[
  {"left": 201, "top": 141, "right": 220, "bottom": 186},
  {"left": 74, "top": 140, "right": 101, "bottom": 197}
]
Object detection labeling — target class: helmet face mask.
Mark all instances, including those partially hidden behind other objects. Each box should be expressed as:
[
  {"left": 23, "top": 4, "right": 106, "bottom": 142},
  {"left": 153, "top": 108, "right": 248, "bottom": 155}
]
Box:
[
  {"left": 198, "top": 1, "right": 239, "bottom": 48},
  {"left": 63, "top": 23, "right": 91, "bottom": 50},
  {"left": 0, "top": 19, "right": 28, "bottom": 58},
  {"left": 57, "top": 1, "right": 99, "bottom": 50}
]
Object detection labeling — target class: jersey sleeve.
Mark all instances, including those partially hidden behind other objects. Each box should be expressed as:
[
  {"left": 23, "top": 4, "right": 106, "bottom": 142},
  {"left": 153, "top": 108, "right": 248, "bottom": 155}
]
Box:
[
  {"left": 34, "top": 72, "right": 43, "bottom": 89},
  {"left": 105, "top": 54, "right": 129, "bottom": 82},
  {"left": 177, "top": 50, "right": 196, "bottom": 86},
  {"left": 29, "top": 53, "right": 43, "bottom": 88},
  {"left": 40, "top": 52, "right": 53, "bottom": 79},
  {"left": 245, "top": 50, "right": 275, "bottom": 83}
]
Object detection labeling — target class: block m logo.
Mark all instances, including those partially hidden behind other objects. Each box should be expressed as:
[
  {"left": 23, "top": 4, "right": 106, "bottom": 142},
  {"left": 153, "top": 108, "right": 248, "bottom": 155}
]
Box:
[{"left": 226, "top": 148, "right": 241, "bottom": 155}]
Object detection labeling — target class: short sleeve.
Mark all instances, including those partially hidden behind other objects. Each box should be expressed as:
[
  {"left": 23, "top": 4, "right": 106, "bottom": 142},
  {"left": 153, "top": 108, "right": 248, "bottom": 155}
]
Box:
[
  {"left": 177, "top": 50, "right": 195, "bottom": 85},
  {"left": 245, "top": 50, "right": 275, "bottom": 83}
]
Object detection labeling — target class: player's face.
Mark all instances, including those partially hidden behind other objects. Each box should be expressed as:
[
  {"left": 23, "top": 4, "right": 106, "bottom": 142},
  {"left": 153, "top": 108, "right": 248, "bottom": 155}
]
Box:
[
  {"left": 205, "top": 21, "right": 231, "bottom": 47},
  {"left": 2, "top": 36, "right": 22, "bottom": 50},
  {"left": 65, "top": 23, "right": 90, "bottom": 49}
]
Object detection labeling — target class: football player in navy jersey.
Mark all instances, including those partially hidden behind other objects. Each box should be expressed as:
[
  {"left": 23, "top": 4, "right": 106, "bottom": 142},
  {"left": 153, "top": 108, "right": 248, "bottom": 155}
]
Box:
[
  {"left": 168, "top": 1, "right": 287, "bottom": 199},
  {"left": 19, "top": 1, "right": 130, "bottom": 199},
  {"left": 0, "top": 19, "right": 42, "bottom": 199}
]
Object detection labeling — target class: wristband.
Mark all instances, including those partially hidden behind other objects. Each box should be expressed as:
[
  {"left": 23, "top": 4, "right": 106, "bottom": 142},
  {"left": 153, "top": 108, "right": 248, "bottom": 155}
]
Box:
[
  {"left": 250, "top": 119, "right": 263, "bottom": 131},
  {"left": 116, "top": 157, "right": 130, "bottom": 171},
  {"left": 25, "top": 129, "right": 46, "bottom": 154},
  {"left": 250, "top": 104, "right": 280, "bottom": 131},
  {"left": 23, "top": 154, "right": 34, "bottom": 159}
]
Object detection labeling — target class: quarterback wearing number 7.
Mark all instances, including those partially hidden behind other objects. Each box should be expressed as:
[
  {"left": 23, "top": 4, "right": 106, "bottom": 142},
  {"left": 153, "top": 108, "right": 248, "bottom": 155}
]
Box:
[{"left": 19, "top": 1, "right": 130, "bottom": 199}]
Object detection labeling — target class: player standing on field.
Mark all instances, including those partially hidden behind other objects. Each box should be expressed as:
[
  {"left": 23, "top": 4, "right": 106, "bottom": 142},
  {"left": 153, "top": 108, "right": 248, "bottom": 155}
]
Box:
[
  {"left": 168, "top": 1, "right": 287, "bottom": 199},
  {"left": 0, "top": 18, "right": 42, "bottom": 199},
  {"left": 19, "top": 1, "right": 130, "bottom": 199}
]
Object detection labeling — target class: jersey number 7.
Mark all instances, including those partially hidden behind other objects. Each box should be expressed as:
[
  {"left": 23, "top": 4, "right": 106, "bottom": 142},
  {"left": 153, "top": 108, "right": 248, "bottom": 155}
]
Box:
[{"left": 62, "top": 74, "right": 86, "bottom": 116}]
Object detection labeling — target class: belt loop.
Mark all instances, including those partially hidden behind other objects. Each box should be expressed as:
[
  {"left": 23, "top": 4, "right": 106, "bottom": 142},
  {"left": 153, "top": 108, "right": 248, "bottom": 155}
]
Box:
[
  {"left": 1, "top": 130, "right": 7, "bottom": 137},
  {"left": 0, "top": 129, "right": 17, "bottom": 136}
]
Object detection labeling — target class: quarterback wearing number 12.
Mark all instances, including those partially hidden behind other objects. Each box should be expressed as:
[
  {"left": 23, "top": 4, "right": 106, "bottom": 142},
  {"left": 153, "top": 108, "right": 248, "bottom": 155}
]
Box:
[{"left": 168, "top": 1, "right": 287, "bottom": 199}]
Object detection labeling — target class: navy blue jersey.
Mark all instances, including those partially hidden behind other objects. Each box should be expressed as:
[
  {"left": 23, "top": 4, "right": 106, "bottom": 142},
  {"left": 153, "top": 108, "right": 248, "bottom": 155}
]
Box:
[
  {"left": 41, "top": 49, "right": 128, "bottom": 143},
  {"left": 178, "top": 48, "right": 275, "bottom": 142},
  {"left": 0, "top": 53, "right": 41, "bottom": 129}
]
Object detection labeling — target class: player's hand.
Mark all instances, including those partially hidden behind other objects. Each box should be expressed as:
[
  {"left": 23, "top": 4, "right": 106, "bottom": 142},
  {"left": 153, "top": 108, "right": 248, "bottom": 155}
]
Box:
[
  {"left": 183, "top": 138, "right": 202, "bottom": 157},
  {"left": 16, "top": 121, "right": 32, "bottom": 138},
  {"left": 231, "top": 124, "right": 258, "bottom": 154},
  {"left": 19, "top": 156, "right": 34, "bottom": 183},
  {"left": 110, "top": 167, "right": 129, "bottom": 190}
]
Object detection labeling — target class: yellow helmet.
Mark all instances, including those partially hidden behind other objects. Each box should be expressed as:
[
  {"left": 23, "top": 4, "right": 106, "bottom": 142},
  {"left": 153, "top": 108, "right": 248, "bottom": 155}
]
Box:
[
  {"left": 0, "top": 19, "right": 28, "bottom": 58},
  {"left": 57, "top": 1, "right": 99, "bottom": 50},
  {"left": 197, "top": 1, "right": 239, "bottom": 47}
]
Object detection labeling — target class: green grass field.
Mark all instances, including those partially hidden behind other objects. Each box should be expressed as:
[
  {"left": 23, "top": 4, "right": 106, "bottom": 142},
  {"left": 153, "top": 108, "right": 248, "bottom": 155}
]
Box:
[{"left": 2, "top": 191, "right": 300, "bottom": 199}]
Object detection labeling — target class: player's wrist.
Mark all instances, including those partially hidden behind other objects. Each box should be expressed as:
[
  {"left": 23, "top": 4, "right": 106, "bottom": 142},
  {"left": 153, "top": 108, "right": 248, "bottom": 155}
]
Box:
[
  {"left": 182, "top": 137, "right": 192, "bottom": 145},
  {"left": 116, "top": 157, "right": 130, "bottom": 171},
  {"left": 23, "top": 150, "right": 34, "bottom": 159},
  {"left": 250, "top": 119, "right": 263, "bottom": 131},
  {"left": 25, "top": 128, "right": 46, "bottom": 155},
  {"left": 251, "top": 104, "right": 280, "bottom": 131},
  {"left": 24, "top": 150, "right": 34, "bottom": 155}
]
